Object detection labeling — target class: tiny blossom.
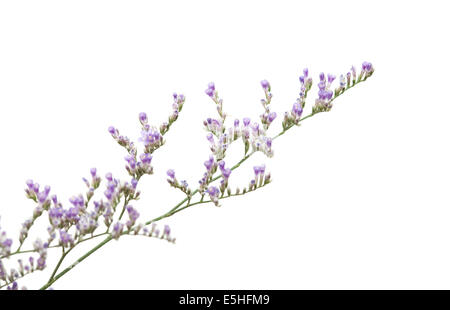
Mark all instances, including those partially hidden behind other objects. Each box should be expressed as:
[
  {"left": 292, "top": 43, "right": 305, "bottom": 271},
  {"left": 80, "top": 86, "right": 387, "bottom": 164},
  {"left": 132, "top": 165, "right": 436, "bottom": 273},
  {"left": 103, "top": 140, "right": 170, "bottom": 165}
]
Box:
[
  {"left": 0, "top": 223, "right": 13, "bottom": 257},
  {"left": 112, "top": 222, "right": 124, "bottom": 240},
  {"left": 259, "top": 79, "right": 276, "bottom": 130},
  {"left": 108, "top": 126, "right": 117, "bottom": 136},
  {"left": 205, "top": 82, "right": 215, "bottom": 97},
  {"left": 139, "top": 112, "right": 148, "bottom": 125},
  {"left": 207, "top": 186, "right": 220, "bottom": 206},
  {"left": 59, "top": 230, "right": 74, "bottom": 248},
  {"left": 163, "top": 225, "right": 171, "bottom": 238},
  {"left": 204, "top": 155, "right": 216, "bottom": 172},
  {"left": 167, "top": 169, "right": 175, "bottom": 180},
  {"left": 126, "top": 206, "right": 140, "bottom": 229},
  {"left": 313, "top": 71, "right": 335, "bottom": 113},
  {"left": 260, "top": 79, "right": 270, "bottom": 89}
]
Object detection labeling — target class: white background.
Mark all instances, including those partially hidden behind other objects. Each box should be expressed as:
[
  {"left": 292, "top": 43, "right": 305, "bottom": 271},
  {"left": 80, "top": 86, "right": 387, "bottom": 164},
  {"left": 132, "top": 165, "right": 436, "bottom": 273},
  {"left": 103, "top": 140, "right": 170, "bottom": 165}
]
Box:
[{"left": 0, "top": 0, "right": 449, "bottom": 289}]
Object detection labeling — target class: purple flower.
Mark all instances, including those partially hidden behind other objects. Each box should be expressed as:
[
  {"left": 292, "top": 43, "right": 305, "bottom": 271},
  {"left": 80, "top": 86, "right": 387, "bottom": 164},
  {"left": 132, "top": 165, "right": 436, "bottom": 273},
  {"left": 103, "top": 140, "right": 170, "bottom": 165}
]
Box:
[
  {"left": 206, "top": 133, "right": 214, "bottom": 143},
  {"left": 243, "top": 118, "right": 251, "bottom": 126},
  {"left": 319, "top": 72, "right": 325, "bottom": 81},
  {"left": 205, "top": 82, "right": 215, "bottom": 97},
  {"left": 234, "top": 119, "right": 240, "bottom": 127},
  {"left": 253, "top": 164, "right": 266, "bottom": 176},
  {"left": 131, "top": 178, "right": 138, "bottom": 189},
  {"left": 327, "top": 74, "right": 336, "bottom": 84},
  {"left": 32, "top": 183, "right": 39, "bottom": 194},
  {"left": 108, "top": 126, "right": 116, "bottom": 135},
  {"left": 362, "top": 61, "right": 373, "bottom": 72},
  {"left": 268, "top": 111, "right": 277, "bottom": 123},
  {"left": 59, "top": 230, "right": 74, "bottom": 247},
  {"left": 37, "top": 257, "right": 46, "bottom": 270},
  {"left": 90, "top": 168, "right": 97, "bottom": 177},
  {"left": 292, "top": 102, "right": 303, "bottom": 117},
  {"left": 26, "top": 179, "right": 34, "bottom": 190},
  {"left": 204, "top": 156, "right": 215, "bottom": 171},
  {"left": 163, "top": 225, "right": 171, "bottom": 237},
  {"left": 180, "top": 180, "right": 188, "bottom": 189},
  {"left": 139, "top": 112, "right": 148, "bottom": 125},
  {"left": 126, "top": 205, "right": 140, "bottom": 222},
  {"left": 105, "top": 173, "right": 113, "bottom": 182},
  {"left": 260, "top": 80, "right": 270, "bottom": 89},
  {"left": 167, "top": 169, "right": 175, "bottom": 179},
  {"left": 112, "top": 222, "right": 124, "bottom": 239},
  {"left": 218, "top": 160, "right": 226, "bottom": 170},
  {"left": 222, "top": 168, "right": 231, "bottom": 179},
  {"left": 207, "top": 186, "right": 219, "bottom": 197},
  {"left": 140, "top": 153, "right": 152, "bottom": 164}
]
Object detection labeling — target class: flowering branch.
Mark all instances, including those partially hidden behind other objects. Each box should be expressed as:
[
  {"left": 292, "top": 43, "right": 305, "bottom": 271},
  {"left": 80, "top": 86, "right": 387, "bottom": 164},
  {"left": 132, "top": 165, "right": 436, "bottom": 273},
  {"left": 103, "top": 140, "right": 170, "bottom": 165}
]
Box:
[{"left": 0, "top": 62, "right": 374, "bottom": 290}]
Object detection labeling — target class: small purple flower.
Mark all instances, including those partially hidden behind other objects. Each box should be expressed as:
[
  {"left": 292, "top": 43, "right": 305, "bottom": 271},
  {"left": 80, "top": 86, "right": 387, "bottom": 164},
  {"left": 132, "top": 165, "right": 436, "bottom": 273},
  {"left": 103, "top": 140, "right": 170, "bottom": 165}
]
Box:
[
  {"left": 268, "top": 111, "right": 277, "bottom": 123},
  {"left": 105, "top": 173, "right": 113, "bottom": 182},
  {"left": 222, "top": 168, "right": 231, "bottom": 179},
  {"left": 362, "top": 61, "right": 373, "bottom": 72},
  {"left": 253, "top": 164, "right": 266, "bottom": 176},
  {"left": 204, "top": 156, "right": 215, "bottom": 171},
  {"left": 37, "top": 257, "right": 46, "bottom": 270},
  {"left": 90, "top": 168, "right": 97, "bottom": 177},
  {"left": 131, "top": 178, "right": 138, "bottom": 189},
  {"left": 206, "top": 133, "right": 214, "bottom": 143},
  {"left": 243, "top": 117, "right": 251, "bottom": 126},
  {"left": 234, "top": 119, "right": 240, "bottom": 127},
  {"left": 327, "top": 74, "right": 336, "bottom": 84},
  {"left": 303, "top": 68, "right": 309, "bottom": 77},
  {"left": 260, "top": 80, "right": 270, "bottom": 90},
  {"left": 205, "top": 82, "right": 215, "bottom": 97},
  {"left": 108, "top": 126, "right": 116, "bottom": 135},
  {"left": 140, "top": 153, "right": 152, "bottom": 164},
  {"left": 26, "top": 179, "right": 34, "bottom": 190},
  {"left": 180, "top": 180, "right": 188, "bottom": 189},
  {"left": 163, "top": 225, "right": 171, "bottom": 237},
  {"left": 167, "top": 169, "right": 175, "bottom": 179},
  {"left": 126, "top": 205, "right": 140, "bottom": 222},
  {"left": 319, "top": 72, "right": 325, "bottom": 81},
  {"left": 59, "top": 230, "right": 74, "bottom": 247},
  {"left": 139, "top": 112, "right": 148, "bottom": 125},
  {"left": 207, "top": 186, "right": 219, "bottom": 197},
  {"left": 218, "top": 160, "right": 226, "bottom": 170},
  {"left": 112, "top": 222, "right": 124, "bottom": 239},
  {"left": 32, "top": 183, "right": 40, "bottom": 194},
  {"left": 292, "top": 102, "right": 303, "bottom": 117}
]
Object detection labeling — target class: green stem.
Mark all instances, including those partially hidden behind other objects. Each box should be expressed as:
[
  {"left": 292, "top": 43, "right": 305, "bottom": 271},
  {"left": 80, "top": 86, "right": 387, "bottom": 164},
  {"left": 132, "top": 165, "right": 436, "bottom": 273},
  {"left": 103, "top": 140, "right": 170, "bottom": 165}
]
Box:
[{"left": 40, "top": 236, "right": 113, "bottom": 290}]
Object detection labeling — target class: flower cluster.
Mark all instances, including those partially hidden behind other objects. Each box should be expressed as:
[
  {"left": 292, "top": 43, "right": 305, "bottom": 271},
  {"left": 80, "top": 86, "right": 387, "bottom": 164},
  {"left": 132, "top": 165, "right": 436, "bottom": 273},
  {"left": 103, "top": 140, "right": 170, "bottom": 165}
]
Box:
[
  {"left": 0, "top": 220, "right": 12, "bottom": 257},
  {"left": 0, "top": 61, "right": 373, "bottom": 290},
  {"left": 259, "top": 80, "right": 277, "bottom": 130},
  {"left": 204, "top": 85, "right": 274, "bottom": 159},
  {"left": 283, "top": 68, "right": 313, "bottom": 129},
  {"left": 312, "top": 72, "right": 336, "bottom": 113},
  {"left": 108, "top": 126, "right": 137, "bottom": 155},
  {"left": 251, "top": 165, "right": 271, "bottom": 190},
  {"left": 218, "top": 160, "right": 232, "bottom": 193},
  {"left": 166, "top": 169, "right": 191, "bottom": 196}
]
